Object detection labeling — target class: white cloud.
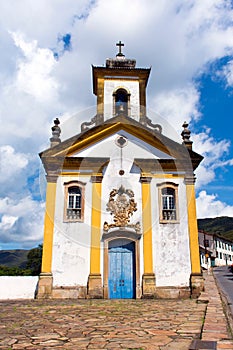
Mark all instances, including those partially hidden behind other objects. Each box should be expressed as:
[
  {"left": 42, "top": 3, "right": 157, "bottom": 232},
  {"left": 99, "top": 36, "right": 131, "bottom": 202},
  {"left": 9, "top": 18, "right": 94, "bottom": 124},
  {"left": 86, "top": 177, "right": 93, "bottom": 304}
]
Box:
[
  {"left": 221, "top": 59, "right": 233, "bottom": 86},
  {"left": 192, "top": 129, "right": 233, "bottom": 188},
  {"left": 150, "top": 85, "right": 201, "bottom": 134},
  {"left": 0, "top": 215, "right": 18, "bottom": 231},
  {"left": 0, "top": 145, "right": 29, "bottom": 182},
  {"left": 196, "top": 190, "right": 233, "bottom": 218},
  {"left": 0, "top": 0, "right": 95, "bottom": 47},
  {"left": 0, "top": 196, "right": 44, "bottom": 247},
  {"left": 11, "top": 31, "right": 59, "bottom": 102},
  {"left": 0, "top": 145, "right": 40, "bottom": 200}
]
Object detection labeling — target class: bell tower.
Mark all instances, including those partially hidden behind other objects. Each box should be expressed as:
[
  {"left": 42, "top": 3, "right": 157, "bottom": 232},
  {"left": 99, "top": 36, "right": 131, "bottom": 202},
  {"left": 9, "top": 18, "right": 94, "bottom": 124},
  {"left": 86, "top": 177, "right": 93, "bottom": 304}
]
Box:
[{"left": 92, "top": 41, "right": 151, "bottom": 122}]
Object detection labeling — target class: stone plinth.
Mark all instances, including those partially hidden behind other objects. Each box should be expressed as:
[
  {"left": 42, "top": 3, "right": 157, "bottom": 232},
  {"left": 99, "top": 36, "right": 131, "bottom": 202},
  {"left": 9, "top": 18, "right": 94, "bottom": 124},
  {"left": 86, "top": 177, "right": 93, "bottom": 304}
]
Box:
[
  {"left": 190, "top": 273, "right": 204, "bottom": 298},
  {"left": 36, "top": 273, "right": 53, "bottom": 299},
  {"left": 87, "top": 273, "right": 103, "bottom": 298},
  {"left": 142, "top": 273, "right": 156, "bottom": 298}
]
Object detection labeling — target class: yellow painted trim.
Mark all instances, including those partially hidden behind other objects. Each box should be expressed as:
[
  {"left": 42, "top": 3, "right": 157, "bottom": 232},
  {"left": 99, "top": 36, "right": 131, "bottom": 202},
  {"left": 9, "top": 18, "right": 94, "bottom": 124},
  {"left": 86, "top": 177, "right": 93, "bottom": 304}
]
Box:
[
  {"left": 60, "top": 172, "right": 184, "bottom": 179},
  {"left": 61, "top": 173, "right": 88, "bottom": 176},
  {"left": 54, "top": 121, "right": 172, "bottom": 157},
  {"left": 104, "top": 78, "right": 139, "bottom": 82},
  {"left": 90, "top": 181, "right": 102, "bottom": 274},
  {"left": 142, "top": 173, "right": 184, "bottom": 179},
  {"left": 186, "top": 184, "right": 201, "bottom": 274},
  {"left": 97, "top": 78, "right": 104, "bottom": 115},
  {"left": 60, "top": 173, "right": 184, "bottom": 179},
  {"left": 141, "top": 182, "right": 153, "bottom": 273},
  {"left": 41, "top": 182, "right": 57, "bottom": 273}
]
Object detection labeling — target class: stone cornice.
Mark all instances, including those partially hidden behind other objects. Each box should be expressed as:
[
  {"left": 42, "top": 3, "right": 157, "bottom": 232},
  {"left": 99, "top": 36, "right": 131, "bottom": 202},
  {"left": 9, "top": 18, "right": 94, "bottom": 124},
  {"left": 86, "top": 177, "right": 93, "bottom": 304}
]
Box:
[
  {"left": 41, "top": 157, "right": 109, "bottom": 178},
  {"left": 184, "top": 174, "right": 196, "bottom": 185},
  {"left": 134, "top": 157, "right": 201, "bottom": 173},
  {"left": 46, "top": 175, "right": 59, "bottom": 183},
  {"left": 92, "top": 65, "right": 151, "bottom": 95},
  {"left": 140, "top": 176, "right": 152, "bottom": 184},
  {"left": 91, "top": 174, "right": 103, "bottom": 183}
]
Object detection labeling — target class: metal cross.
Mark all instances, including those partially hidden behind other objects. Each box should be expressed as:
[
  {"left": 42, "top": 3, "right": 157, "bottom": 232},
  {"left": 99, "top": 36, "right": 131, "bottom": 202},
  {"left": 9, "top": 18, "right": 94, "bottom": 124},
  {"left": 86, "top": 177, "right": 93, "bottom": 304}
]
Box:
[{"left": 116, "top": 41, "right": 124, "bottom": 55}]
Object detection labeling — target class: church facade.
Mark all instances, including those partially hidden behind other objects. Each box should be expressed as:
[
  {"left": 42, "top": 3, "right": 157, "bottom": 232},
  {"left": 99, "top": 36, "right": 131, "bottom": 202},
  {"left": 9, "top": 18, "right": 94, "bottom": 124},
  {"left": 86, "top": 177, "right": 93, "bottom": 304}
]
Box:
[{"left": 37, "top": 43, "right": 204, "bottom": 299}]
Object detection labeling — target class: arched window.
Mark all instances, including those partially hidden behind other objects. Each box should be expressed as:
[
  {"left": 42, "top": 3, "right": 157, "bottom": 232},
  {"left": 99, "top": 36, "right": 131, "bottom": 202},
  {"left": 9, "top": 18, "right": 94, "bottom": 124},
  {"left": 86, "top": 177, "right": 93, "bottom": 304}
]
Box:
[
  {"left": 157, "top": 183, "right": 179, "bottom": 223},
  {"left": 113, "top": 88, "right": 130, "bottom": 116},
  {"left": 64, "top": 181, "right": 86, "bottom": 222}
]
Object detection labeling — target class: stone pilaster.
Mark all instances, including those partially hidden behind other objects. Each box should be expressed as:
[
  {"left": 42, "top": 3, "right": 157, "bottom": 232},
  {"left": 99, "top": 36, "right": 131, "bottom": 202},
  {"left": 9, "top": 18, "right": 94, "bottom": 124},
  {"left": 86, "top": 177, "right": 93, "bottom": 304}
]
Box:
[
  {"left": 140, "top": 176, "right": 156, "bottom": 298},
  {"left": 185, "top": 175, "right": 202, "bottom": 276},
  {"left": 87, "top": 175, "right": 103, "bottom": 299}
]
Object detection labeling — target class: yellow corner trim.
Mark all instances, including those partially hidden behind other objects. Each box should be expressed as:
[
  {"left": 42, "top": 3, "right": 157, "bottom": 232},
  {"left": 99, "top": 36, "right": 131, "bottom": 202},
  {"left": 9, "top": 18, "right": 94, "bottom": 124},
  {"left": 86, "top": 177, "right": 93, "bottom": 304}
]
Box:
[
  {"left": 186, "top": 184, "right": 201, "bottom": 274},
  {"left": 90, "top": 181, "right": 102, "bottom": 274},
  {"left": 41, "top": 182, "right": 57, "bottom": 273},
  {"left": 141, "top": 181, "right": 153, "bottom": 274}
]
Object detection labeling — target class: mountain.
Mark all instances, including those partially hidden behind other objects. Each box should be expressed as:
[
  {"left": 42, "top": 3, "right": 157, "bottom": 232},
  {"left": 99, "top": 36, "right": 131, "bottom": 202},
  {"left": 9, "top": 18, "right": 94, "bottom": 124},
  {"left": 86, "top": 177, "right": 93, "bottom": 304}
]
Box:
[
  {"left": 0, "top": 250, "right": 29, "bottom": 268},
  {"left": 198, "top": 216, "right": 233, "bottom": 241}
]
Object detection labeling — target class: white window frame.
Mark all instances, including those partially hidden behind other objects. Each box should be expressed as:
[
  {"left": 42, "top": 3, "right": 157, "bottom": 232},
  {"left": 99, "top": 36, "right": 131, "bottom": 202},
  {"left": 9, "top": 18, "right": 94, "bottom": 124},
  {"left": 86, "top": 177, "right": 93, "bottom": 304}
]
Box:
[
  {"left": 157, "top": 182, "right": 179, "bottom": 223},
  {"left": 64, "top": 181, "right": 86, "bottom": 222}
]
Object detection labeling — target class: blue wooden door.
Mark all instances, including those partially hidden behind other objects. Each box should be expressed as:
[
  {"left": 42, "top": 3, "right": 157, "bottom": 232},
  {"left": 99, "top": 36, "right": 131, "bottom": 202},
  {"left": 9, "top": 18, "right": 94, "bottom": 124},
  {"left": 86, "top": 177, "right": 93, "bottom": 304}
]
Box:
[{"left": 108, "top": 240, "right": 135, "bottom": 299}]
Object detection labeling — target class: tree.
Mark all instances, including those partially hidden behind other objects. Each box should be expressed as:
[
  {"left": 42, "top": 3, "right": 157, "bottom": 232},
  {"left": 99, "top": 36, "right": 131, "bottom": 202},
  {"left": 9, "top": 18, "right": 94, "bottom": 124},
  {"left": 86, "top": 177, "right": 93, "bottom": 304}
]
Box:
[
  {"left": 26, "top": 244, "right": 42, "bottom": 275},
  {"left": 0, "top": 265, "right": 31, "bottom": 276}
]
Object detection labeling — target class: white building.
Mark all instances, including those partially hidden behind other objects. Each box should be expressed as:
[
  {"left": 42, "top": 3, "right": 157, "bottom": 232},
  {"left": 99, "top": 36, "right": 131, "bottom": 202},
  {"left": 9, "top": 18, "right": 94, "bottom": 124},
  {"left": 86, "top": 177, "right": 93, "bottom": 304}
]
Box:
[
  {"left": 37, "top": 43, "right": 204, "bottom": 299},
  {"left": 199, "top": 230, "right": 233, "bottom": 269}
]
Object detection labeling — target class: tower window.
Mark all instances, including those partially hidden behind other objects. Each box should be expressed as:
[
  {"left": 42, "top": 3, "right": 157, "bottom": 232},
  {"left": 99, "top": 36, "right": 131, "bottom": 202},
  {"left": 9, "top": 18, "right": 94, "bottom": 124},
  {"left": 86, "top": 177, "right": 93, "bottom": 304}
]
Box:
[
  {"left": 113, "top": 88, "right": 130, "bottom": 116},
  {"left": 157, "top": 183, "right": 179, "bottom": 223},
  {"left": 64, "top": 181, "right": 86, "bottom": 222}
]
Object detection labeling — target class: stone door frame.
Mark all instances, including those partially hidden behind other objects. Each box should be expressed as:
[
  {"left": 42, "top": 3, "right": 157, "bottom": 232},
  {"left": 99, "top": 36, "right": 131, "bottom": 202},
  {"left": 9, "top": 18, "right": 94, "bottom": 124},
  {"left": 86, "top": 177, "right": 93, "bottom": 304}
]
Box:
[{"left": 102, "top": 229, "right": 141, "bottom": 299}]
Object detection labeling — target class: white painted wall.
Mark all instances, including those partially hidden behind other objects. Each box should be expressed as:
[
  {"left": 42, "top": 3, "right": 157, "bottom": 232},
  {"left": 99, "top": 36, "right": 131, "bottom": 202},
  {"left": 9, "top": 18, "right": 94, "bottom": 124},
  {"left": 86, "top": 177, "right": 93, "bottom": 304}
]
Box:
[
  {"left": 52, "top": 175, "right": 92, "bottom": 287},
  {"left": 52, "top": 134, "right": 145, "bottom": 286},
  {"left": 0, "top": 276, "right": 38, "bottom": 299},
  {"left": 151, "top": 177, "right": 191, "bottom": 287},
  {"left": 100, "top": 133, "right": 143, "bottom": 280},
  {"left": 104, "top": 79, "right": 140, "bottom": 120},
  {"left": 52, "top": 131, "right": 192, "bottom": 290}
]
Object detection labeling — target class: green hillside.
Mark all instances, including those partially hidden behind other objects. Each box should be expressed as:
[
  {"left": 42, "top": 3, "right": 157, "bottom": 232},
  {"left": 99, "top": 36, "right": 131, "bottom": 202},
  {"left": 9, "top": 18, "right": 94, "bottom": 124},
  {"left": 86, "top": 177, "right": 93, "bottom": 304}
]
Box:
[
  {"left": 0, "top": 249, "right": 28, "bottom": 268},
  {"left": 198, "top": 216, "right": 233, "bottom": 241}
]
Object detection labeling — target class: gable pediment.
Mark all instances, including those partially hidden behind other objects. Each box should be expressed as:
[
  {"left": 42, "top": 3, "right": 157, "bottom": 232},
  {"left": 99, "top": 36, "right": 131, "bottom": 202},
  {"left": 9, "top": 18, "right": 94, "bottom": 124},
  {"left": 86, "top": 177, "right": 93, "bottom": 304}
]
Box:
[
  {"left": 40, "top": 115, "right": 203, "bottom": 174},
  {"left": 71, "top": 130, "right": 174, "bottom": 160}
]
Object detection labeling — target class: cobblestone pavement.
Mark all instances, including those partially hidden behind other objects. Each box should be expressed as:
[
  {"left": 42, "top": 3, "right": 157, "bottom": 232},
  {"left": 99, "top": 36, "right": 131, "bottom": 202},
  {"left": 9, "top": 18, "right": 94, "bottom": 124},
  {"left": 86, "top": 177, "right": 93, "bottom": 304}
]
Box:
[
  {"left": 0, "top": 271, "right": 233, "bottom": 350},
  {"left": 0, "top": 298, "right": 206, "bottom": 349},
  {"left": 201, "top": 270, "right": 233, "bottom": 350}
]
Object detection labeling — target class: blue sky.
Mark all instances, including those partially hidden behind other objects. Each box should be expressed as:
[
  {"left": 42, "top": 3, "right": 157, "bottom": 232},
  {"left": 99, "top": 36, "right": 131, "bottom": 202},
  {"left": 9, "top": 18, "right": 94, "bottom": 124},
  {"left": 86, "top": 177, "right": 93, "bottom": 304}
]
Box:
[
  {"left": 0, "top": 0, "right": 233, "bottom": 249},
  {"left": 195, "top": 68, "right": 233, "bottom": 204}
]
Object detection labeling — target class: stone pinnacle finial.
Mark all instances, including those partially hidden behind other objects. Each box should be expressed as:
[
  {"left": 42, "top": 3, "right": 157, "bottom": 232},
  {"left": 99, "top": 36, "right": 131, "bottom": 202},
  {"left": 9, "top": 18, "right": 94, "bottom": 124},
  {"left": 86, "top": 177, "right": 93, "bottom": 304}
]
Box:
[
  {"left": 50, "top": 117, "right": 61, "bottom": 147},
  {"left": 181, "top": 121, "right": 193, "bottom": 150}
]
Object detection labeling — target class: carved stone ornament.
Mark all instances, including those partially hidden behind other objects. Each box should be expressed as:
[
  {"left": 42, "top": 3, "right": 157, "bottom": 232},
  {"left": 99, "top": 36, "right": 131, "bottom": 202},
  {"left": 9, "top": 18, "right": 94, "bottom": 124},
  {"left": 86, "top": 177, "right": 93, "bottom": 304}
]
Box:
[
  {"left": 139, "top": 115, "right": 162, "bottom": 133},
  {"left": 81, "top": 114, "right": 104, "bottom": 132},
  {"left": 50, "top": 117, "right": 61, "bottom": 147},
  {"left": 103, "top": 185, "right": 141, "bottom": 232}
]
